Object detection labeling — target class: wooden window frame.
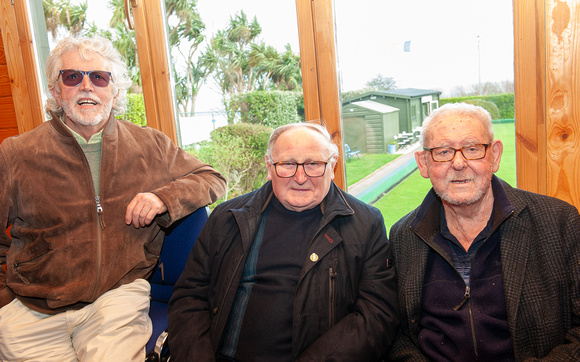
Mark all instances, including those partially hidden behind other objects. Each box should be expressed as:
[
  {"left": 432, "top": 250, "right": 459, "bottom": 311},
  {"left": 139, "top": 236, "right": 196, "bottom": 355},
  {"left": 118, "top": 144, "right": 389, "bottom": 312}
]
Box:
[{"left": 2, "top": 0, "right": 580, "bottom": 208}]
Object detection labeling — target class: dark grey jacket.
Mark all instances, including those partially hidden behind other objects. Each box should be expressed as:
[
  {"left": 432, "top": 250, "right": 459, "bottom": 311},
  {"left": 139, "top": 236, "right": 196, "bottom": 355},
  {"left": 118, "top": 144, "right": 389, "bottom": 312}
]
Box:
[
  {"left": 168, "top": 181, "right": 398, "bottom": 361},
  {"left": 387, "top": 176, "right": 580, "bottom": 361}
]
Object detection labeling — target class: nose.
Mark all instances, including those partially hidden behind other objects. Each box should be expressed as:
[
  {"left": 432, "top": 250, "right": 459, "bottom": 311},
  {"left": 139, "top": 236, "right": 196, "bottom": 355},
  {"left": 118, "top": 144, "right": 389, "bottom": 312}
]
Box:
[
  {"left": 79, "top": 74, "right": 94, "bottom": 90},
  {"left": 450, "top": 150, "right": 467, "bottom": 170},
  {"left": 293, "top": 164, "right": 308, "bottom": 184}
]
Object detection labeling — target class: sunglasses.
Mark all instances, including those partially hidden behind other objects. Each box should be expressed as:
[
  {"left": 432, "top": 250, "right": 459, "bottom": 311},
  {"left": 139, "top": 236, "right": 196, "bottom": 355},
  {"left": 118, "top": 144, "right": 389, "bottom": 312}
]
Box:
[{"left": 59, "top": 69, "right": 112, "bottom": 87}]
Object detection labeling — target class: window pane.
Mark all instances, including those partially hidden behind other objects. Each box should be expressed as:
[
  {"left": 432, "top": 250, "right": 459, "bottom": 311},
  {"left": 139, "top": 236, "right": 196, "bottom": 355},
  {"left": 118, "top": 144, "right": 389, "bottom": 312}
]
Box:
[
  {"left": 334, "top": 0, "right": 515, "bottom": 227},
  {"left": 167, "top": 0, "right": 303, "bottom": 200},
  {"left": 34, "top": 0, "right": 145, "bottom": 126}
]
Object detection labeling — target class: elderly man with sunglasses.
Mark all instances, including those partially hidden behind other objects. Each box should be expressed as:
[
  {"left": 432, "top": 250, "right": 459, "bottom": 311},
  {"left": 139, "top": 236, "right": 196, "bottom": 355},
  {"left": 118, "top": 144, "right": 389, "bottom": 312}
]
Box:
[
  {"left": 387, "top": 103, "right": 580, "bottom": 361},
  {"left": 0, "top": 36, "right": 226, "bottom": 361},
  {"left": 168, "top": 122, "right": 399, "bottom": 361}
]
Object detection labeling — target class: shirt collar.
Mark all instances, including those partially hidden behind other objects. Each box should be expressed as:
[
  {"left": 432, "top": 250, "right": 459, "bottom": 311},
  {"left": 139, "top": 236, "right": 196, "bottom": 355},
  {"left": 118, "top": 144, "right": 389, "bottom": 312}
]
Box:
[{"left": 60, "top": 117, "right": 103, "bottom": 145}]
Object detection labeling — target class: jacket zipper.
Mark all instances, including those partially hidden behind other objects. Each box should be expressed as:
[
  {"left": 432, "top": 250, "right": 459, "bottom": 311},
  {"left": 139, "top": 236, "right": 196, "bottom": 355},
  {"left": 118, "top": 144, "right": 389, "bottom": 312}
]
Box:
[
  {"left": 452, "top": 285, "right": 479, "bottom": 360},
  {"left": 328, "top": 259, "right": 338, "bottom": 329},
  {"left": 414, "top": 208, "right": 516, "bottom": 362},
  {"left": 90, "top": 195, "right": 105, "bottom": 300},
  {"left": 468, "top": 298, "right": 479, "bottom": 361}
]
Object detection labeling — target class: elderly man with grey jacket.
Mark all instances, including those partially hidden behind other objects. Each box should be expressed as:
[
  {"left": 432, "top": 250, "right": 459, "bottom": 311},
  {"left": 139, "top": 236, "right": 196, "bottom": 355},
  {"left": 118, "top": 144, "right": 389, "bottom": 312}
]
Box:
[{"left": 387, "top": 103, "right": 580, "bottom": 361}]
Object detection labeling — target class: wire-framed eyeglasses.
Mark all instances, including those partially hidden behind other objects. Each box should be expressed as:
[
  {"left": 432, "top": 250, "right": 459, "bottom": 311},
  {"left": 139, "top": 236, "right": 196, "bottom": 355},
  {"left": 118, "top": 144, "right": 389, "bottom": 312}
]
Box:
[
  {"left": 59, "top": 69, "right": 112, "bottom": 87},
  {"left": 423, "top": 143, "right": 491, "bottom": 162},
  {"left": 271, "top": 157, "right": 333, "bottom": 178}
]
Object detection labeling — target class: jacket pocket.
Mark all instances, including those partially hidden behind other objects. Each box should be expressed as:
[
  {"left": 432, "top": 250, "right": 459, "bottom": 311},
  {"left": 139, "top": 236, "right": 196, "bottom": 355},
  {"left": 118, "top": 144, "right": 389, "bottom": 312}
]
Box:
[
  {"left": 328, "top": 259, "right": 338, "bottom": 329},
  {"left": 13, "top": 240, "right": 53, "bottom": 285}
]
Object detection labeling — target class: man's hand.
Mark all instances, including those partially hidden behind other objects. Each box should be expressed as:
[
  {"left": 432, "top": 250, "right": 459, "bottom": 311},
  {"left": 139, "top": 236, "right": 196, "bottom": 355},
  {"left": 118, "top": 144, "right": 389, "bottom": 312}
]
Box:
[{"left": 125, "top": 192, "right": 168, "bottom": 228}]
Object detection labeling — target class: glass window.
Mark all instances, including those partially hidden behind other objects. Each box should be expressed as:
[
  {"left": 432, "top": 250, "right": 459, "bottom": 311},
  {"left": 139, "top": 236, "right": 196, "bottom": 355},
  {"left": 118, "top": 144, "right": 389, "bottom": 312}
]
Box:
[
  {"left": 168, "top": 0, "right": 302, "bottom": 147},
  {"left": 167, "top": 0, "right": 303, "bottom": 201},
  {"left": 33, "top": 0, "right": 145, "bottom": 125},
  {"left": 334, "top": 0, "right": 515, "bottom": 229}
]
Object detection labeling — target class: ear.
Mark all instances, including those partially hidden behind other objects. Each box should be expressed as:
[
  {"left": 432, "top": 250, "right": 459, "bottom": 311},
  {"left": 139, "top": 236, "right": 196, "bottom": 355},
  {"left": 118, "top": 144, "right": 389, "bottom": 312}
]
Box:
[
  {"left": 490, "top": 140, "right": 503, "bottom": 173},
  {"left": 265, "top": 154, "right": 274, "bottom": 181},
  {"left": 328, "top": 155, "right": 338, "bottom": 180},
  {"left": 50, "top": 87, "right": 62, "bottom": 106},
  {"left": 112, "top": 88, "right": 120, "bottom": 107},
  {"left": 415, "top": 150, "right": 431, "bottom": 179}
]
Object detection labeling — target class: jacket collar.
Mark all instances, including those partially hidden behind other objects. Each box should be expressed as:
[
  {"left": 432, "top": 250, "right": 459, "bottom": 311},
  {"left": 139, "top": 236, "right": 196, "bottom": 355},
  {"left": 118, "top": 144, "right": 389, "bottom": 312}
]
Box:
[
  {"left": 410, "top": 175, "right": 515, "bottom": 243},
  {"left": 229, "top": 181, "right": 353, "bottom": 254},
  {"left": 239, "top": 181, "right": 355, "bottom": 219}
]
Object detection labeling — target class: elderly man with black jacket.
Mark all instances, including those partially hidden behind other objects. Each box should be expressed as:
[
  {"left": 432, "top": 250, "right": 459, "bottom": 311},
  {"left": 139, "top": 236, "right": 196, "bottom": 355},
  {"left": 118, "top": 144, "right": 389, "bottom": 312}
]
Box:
[{"left": 168, "top": 122, "right": 398, "bottom": 361}]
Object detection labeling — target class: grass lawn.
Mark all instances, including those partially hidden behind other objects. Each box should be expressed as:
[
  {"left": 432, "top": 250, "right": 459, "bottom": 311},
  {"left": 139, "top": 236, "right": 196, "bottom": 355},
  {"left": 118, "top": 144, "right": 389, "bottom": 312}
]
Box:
[
  {"left": 345, "top": 153, "right": 400, "bottom": 186},
  {"left": 372, "top": 122, "right": 517, "bottom": 234}
]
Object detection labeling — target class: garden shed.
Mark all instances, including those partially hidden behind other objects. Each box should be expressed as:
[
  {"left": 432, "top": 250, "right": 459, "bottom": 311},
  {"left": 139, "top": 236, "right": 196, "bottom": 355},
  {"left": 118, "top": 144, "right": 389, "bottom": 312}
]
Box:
[
  {"left": 342, "top": 101, "right": 399, "bottom": 154},
  {"left": 343, "top": 88, "right": 441, "bottom": 135}
]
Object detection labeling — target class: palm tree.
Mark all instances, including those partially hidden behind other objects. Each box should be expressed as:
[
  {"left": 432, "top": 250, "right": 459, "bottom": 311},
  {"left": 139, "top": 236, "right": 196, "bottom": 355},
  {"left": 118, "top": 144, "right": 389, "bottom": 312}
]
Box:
[
  {"left": 273, "top": 44, "right": 302, "bottom": 91},
  {"left": 206, "top": 11, "right": 268, "bottom": 122},
  {"left": 249, "top": 42, "right": 280, "bottom": 90},
  {"left": 42, "top": 0, "right": 87, "bottom": 38},
  {"left": 166, "top": 0, "right": 210, "bottom": 115}
]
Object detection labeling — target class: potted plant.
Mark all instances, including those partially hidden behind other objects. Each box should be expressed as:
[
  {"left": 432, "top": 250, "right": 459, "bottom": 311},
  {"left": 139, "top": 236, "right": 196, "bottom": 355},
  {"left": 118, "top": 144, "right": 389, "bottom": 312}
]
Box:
[{"left": 388, "top": 140, "right": 397, "bottom": 154}]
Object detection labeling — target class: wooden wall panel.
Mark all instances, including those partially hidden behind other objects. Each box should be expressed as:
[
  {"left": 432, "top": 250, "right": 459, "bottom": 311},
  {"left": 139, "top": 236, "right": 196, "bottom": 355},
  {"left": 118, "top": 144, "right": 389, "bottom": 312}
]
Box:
[
  {"left": 0, "top": 64, "right": 12, "bottom": 98},
  {"left": 513, "top": 0, "right": 547, "bottom": 194},
  {"left": 0, "top": 29, "right": 18, "bottom": 144},
  {"left": 0, "top": 0, "right": 44, "bottom": 137},
  {"left": 545, "top": 0, "right": 580, "bottom": 206},
  {"left": 514, "top": 0, "right": 580, "bottom": 209}
]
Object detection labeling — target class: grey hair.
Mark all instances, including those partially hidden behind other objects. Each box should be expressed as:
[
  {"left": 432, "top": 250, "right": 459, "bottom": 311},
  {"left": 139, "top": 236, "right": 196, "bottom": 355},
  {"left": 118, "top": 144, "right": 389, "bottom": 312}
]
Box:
[
  {"left": 266, "top": 122, "right": 340, "bottom": 161},
  {"left": 45, "top": 36, "right": 132, "bottom": 118},
  {"left": 420, "top": 102, "right": 494, "bottom": 146}
]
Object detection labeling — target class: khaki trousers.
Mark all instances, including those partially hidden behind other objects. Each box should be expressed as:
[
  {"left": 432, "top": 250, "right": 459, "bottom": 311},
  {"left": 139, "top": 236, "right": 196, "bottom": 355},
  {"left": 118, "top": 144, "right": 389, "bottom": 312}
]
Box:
[{"left": 0, "top": 279, "right": 152, "bottom": 362}]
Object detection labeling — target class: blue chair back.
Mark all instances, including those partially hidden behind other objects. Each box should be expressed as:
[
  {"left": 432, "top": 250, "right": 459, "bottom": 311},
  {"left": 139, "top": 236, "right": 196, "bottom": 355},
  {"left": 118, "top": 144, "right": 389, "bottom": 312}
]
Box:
[{"left": 146, "top": 206, "right": 209, "bottom": 353}]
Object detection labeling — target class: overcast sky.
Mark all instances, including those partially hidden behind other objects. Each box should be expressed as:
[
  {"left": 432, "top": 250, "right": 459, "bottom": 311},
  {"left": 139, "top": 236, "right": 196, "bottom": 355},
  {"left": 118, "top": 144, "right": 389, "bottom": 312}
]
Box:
[
  {"left": 85, "top": 0, "right": 514, "bottom": 111},
  {"left": 333, "top": 0, "right": 514, "bottom": 93}
]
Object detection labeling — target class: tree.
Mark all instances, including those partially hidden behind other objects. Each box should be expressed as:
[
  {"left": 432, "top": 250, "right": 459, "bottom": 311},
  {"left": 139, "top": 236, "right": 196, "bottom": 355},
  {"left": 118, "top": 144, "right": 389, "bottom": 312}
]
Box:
[
  {"left": 272, "top": 44, "right": 302, "bottom": 91},
  {"left": 194, "top": 123, "right": 271, "bottom": 201},
  {"left": 204, "top": 11, "right": 267, "bottom": 122},
  {"left": 43, "top": 0, "right": 88, "bottom": 38},
  {"left": 341, "top": 74, "right": 397, "bottom": 101},
  {"left": 366, "top": 74, "right": 397, "bottom": 90},
  {"left": 166, "top": 0, "right": 212, "bottom": 115},
  {"left": 205, "top": 11, "right": 303, "bottom": 123},
  {"left": 207, "top": 11, "right": 263, "bottom": 95}
]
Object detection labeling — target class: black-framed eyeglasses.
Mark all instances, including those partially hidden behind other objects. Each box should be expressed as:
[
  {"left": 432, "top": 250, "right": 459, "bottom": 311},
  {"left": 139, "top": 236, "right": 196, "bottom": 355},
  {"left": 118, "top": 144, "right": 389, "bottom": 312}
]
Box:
[
  {"left": 271, "top": 157, "right": 333, "bottom": 178},
  {"left": 59, "top": 69, "right": 112, "bottom": 87},
  {"left": 423, "top": 143, "right": 491, "bottom": 162}
]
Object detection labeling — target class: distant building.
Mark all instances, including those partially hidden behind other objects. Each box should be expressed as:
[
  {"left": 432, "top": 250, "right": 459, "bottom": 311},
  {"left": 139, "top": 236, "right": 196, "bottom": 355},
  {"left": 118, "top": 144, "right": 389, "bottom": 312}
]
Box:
[
  {"left": 342, "top": 101, "right": 399, "bottom": 154},
  {"left": 342, "top": 88, "right": 441, "bottom": 153}
]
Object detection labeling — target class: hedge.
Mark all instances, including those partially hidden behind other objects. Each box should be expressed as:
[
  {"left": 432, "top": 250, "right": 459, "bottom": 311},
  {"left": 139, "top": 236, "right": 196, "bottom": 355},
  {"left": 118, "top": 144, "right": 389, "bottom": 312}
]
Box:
[
  {"left": 441, "top": 93, "right": 514, "bottom": 119},
  {"left": 231, "top": 90, "right": 303, "bottom": 128}
]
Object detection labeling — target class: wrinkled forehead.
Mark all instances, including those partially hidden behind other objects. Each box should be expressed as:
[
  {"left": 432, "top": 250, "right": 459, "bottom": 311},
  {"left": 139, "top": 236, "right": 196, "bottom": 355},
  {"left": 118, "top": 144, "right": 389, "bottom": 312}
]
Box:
[
  {"left": 272, "top": 128, "right": 331, "bottom": 159},
  {"left": 425, "top": 115, "right": 489, "bottom": 144},
  {"left": 60, "top": 49, "right": 110, "bottom": 70}
]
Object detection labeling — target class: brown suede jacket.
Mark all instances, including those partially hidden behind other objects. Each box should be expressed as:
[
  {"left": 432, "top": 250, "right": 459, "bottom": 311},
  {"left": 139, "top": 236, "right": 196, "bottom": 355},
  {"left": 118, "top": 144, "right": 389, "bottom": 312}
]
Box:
[{"left": 0, "top": 112, "right": 226, "bottom": 314}]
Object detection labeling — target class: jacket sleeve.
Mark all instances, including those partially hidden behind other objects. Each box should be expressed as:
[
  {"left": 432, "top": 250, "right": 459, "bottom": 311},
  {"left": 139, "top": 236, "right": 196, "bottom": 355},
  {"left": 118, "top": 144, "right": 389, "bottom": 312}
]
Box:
[
  {"left": 166, "top": 213, "right": 218, "bottom": 361},
  {"left": 148, "top": 132, "right": 226, "bottom": 226},
  {"left": 384, "top": 216, "right": 428, "bottom": 362},
  {"left": 0, "top": 145, "right": 16, "bottom": 308},
  {"left": 297, "top": 212, "right": 399, "bottom": 361},
  {"left": 386, "top": 328, "right": 429, "bottom": 361},
  {"left": 535, "top": 206, "right": 580, "bottom": 360}
]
